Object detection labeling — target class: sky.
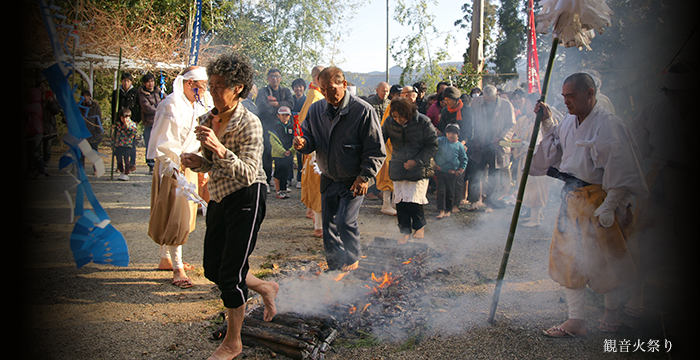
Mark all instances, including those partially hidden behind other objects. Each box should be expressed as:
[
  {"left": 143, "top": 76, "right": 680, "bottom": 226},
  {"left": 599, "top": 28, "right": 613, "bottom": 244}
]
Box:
[{"left": 335, "top": 0, "right": 471, "bottom": 74}]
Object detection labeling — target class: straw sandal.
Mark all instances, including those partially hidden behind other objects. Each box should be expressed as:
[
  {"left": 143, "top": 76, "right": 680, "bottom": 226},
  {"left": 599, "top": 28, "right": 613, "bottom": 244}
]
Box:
[
  {"left": 543, "top": 325, "right": 577, "bottom": 338},
  {"left": 172, "top": 278, "right": 193, "bottom": 289}
]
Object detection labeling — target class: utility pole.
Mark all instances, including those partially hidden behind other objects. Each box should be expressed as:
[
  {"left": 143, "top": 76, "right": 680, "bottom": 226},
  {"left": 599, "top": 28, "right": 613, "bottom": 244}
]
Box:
[
  {"left": 386, "top": 0, "right": 390, "bottom": 83},
  {"left": 470, "top": 0, "right": 484, "bottom": 87}
]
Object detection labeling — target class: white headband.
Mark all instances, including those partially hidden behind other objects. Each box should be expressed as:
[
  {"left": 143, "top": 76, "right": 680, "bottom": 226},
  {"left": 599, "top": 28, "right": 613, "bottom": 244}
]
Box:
[
  {"left": 182, "top": 67, "right": 208, "bottom": 81},
  {"left": 173, "top": 67, "right": 208, "bottom": 98}
]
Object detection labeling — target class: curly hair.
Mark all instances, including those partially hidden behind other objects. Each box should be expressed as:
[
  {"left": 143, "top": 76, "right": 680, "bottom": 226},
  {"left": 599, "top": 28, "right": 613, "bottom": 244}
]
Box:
[{"left": 205, "top": 52, "right": 255, "bottom": 99}]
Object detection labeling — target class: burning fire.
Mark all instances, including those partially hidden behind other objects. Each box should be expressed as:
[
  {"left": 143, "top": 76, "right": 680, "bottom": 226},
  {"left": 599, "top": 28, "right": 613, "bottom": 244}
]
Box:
[{"left": 365, "top": 271, "right": 399, "bottom": 295}]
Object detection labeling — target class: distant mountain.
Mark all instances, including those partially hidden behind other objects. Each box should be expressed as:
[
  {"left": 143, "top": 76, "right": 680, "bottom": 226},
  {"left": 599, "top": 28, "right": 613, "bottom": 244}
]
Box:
[{"left": 345, "top": 62, "right": 467, "bottom": 96}]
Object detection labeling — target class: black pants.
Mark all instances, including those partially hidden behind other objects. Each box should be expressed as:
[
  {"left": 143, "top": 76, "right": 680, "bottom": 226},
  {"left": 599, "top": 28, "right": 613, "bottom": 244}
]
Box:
[
  {"left": 466, "top": 153, "right": 506, "bottom": 204},
  {"left": 436, "top": 171, "right": 458, "bottom": 211},
  {"left": 273, "top": 155, "right": 293, "bottom": 184},
  {"left": 203, "top": 183, "right": 266, "bottom": 309},
  {"left": 396, "top": 201, "right": 426, "bottom": 234}
]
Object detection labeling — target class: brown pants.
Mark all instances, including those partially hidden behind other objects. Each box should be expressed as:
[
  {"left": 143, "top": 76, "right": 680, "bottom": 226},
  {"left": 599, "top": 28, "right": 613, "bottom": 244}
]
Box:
[{"left": 148, "top": 160, "right": 198, "bottom": 246}]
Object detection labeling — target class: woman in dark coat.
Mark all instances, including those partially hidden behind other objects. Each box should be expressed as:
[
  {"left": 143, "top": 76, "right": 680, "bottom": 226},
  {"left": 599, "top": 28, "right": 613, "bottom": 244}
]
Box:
[{"left": 382, "top": 97, "right": 438, "bottom": 243}]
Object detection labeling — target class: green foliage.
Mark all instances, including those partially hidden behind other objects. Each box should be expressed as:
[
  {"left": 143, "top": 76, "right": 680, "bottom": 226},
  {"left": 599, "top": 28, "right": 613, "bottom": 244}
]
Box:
[
  {"left": 210, "top": 0, "right": 361, "bottom": 88},
  {"left": 493, "top": 0, "right": 525, "bottom": 82},
  {"left": 390, "top": 0, "right": 457, "bottom": 92},
  {"left": 443, "top": 63, "right": 484, "bottom": 94}
]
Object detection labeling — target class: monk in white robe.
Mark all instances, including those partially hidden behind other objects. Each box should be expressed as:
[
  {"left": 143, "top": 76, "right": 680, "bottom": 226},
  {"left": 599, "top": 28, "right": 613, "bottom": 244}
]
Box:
[
  {"left": 147, "top": 66, "right": 210, "bottom": 287},
  {"left": 530, "top": 73, "right": 648, "bottom": 337}
]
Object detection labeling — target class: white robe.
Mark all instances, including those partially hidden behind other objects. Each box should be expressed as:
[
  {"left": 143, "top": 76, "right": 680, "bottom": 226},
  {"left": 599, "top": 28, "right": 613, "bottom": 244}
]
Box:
[
  {"left": 147, "top": 93, "right": 209, "bottom": 176},
  {"left": 530, "top": 102, "right": 648, "bottom": 204}
]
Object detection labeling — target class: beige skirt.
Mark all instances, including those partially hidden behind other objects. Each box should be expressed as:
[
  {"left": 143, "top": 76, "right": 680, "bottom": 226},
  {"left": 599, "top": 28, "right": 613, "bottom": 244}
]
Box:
[
  {"left": 549, "top": 185, "right": 636, "bottom": 294},
  {"left": 148, "top": 160, "right": 198, "bottom": 246}
]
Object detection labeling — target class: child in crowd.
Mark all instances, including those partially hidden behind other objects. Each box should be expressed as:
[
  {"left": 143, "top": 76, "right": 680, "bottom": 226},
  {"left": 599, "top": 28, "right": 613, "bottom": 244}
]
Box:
[
  {"left": 114, "top": 107, "right": 138, "bottom": 181},
  {"left": 434, "top": 124, "right": 468, "bottom": 218},
  {"left": 269, "top": 106, "right": 295, "bottom": 199}
]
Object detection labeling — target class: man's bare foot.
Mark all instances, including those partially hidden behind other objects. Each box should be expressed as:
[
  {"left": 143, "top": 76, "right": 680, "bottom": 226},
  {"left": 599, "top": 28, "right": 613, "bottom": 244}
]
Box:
[
  {"left": 306, "top": 208, "right": 314, "bottom": 219},
  {"left": 437, "top": 211, "right": 450, "bottom": 219},
  {"left": 398, "top": 234, "right": 410, "bottom": 244},
  {"left": 451, "top": 206, "right": 460, "bottom": 213},
  {"left": 208, "top": 337, "right": 242, "bottom": 360},
  {"left": 543, "top": 319, "right": 587, "bottom": 337},
  {"left": 334, "top": 261, "right": 360, "bottom": 281},
  {"left": 259, "top": 281, "right": 279, "bottom": 322},
  {"left": 333, "top": 271, "right": 348, "bottom": 281},
  {"left": 413, "top": 227, "right": 425, "bottom": 239},
  {"left": 341, "top": 260, "right": 359, "bottom": 272},
  {"left": 313, "top": 229, "right": 323, "bottom": 237},
  {"left": 468, "top": 200, "right": 485, "bottom": 211}
]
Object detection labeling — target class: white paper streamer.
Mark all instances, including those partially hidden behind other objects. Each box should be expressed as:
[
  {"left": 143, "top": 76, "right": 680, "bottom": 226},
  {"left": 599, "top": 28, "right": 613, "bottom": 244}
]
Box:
[
  {"left": 77, "top": 138, "right": 105, "bottom": 177},
  {"left": 174, "top": 171, "right": 208, "bottom": 215},
  {"left": 535, "top": 0, "right": 613, "bottom": 50}
]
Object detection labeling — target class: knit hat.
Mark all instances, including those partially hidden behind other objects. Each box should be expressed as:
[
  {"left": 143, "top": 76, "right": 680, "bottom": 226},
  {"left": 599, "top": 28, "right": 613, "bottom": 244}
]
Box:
[
  {"left": 443, "top": 86, "right": 461, "bottom": 100},
  {"left": 445, "top": 123, "right": 460, "bottom": 134},
  {"left": 278, "top": 106, "right": 291, "bottom": 115}
]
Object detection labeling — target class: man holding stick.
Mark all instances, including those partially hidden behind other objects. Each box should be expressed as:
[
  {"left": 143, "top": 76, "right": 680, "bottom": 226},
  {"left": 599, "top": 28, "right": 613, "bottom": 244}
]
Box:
[{"left": 530, "top": 73, "right": 648, "bottom": 337}]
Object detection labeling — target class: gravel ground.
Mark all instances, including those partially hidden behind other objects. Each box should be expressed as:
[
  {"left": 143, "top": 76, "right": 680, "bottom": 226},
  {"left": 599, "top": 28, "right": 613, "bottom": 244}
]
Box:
[{"left": 20, "top": 143, "right": 690, "bottom": 359}]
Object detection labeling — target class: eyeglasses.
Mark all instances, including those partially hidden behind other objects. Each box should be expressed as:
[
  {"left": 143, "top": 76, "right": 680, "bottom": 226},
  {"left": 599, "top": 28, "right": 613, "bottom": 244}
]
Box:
[{"left": 268, "top": 75, "right": 281, "bottom": 79}]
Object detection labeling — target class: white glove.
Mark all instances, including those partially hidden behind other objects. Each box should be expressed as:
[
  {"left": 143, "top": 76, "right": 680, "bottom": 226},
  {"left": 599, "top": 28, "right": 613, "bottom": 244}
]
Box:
[
  {"left": 540, "top": 115, "right": 555, "bottom": 134},
  {"left": 594, "top": 187, "right": 626, "bottom": 227},
  {"left": 160, "top": 158, "right": 176, "bottom": 178}
]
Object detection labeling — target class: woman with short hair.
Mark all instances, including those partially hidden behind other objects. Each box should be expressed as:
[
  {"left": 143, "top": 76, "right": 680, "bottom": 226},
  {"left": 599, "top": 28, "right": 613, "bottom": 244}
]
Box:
[
  {"left": 181, "top": 52, "right": 279, "bottom": 360},
  {"left": 381, "top": 96, "right": 438, "bottom": 243}
]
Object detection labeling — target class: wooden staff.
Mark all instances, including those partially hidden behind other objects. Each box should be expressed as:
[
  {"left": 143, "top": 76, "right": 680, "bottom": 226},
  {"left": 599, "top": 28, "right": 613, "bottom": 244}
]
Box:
[
  {"left": 488, "top": 37, "right": 559, "bottom": 324},
  {"left": 110, "top": 48, "right": 122, "bottom": 180}
]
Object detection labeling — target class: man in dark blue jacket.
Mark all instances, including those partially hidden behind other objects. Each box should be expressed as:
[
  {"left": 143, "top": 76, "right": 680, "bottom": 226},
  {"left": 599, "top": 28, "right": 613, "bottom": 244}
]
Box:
[{"left": 293, "top": 66, "right": 386, "bottom": 274}]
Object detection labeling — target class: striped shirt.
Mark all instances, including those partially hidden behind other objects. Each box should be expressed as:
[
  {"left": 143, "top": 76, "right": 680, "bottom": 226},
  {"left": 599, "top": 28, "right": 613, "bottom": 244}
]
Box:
[{"left": 194, "top": 103, "right": 267, "bottom": 203}]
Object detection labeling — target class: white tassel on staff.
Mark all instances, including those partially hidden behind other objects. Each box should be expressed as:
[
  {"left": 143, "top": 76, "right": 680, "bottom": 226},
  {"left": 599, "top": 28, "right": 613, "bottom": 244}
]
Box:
[{"left": 535, "top": 0, "right": 613, "bottom": 50}]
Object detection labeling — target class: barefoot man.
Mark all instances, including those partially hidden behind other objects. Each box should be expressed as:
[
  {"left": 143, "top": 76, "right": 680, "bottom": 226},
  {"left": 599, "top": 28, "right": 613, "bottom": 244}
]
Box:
[
  {"left": 293, "top": 66, "right": 385, "bottom": 277},
  {"left": 181, "top": 52, "right": 278, "bottom": 360}
]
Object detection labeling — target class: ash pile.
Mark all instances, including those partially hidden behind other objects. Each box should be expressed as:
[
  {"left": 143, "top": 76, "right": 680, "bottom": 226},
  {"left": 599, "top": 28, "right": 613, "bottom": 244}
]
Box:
[{"left": 210, "top": 237, "right": 440, "bottom": 358}]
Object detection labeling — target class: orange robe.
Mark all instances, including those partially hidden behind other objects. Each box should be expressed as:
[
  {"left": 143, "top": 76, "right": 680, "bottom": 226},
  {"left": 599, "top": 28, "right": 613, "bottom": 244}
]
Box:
[
  {"left": 375, "top": 105, "right": 393, "bottom": 192},
  {"left": 299, "top": 85, "right": 324, "bottom": 212}
]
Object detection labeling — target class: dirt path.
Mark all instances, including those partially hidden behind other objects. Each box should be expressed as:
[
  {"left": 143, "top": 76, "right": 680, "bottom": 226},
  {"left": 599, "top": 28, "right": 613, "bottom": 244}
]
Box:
[{"left": 21, "top": 144, "right": 688, "bottom": 359}]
